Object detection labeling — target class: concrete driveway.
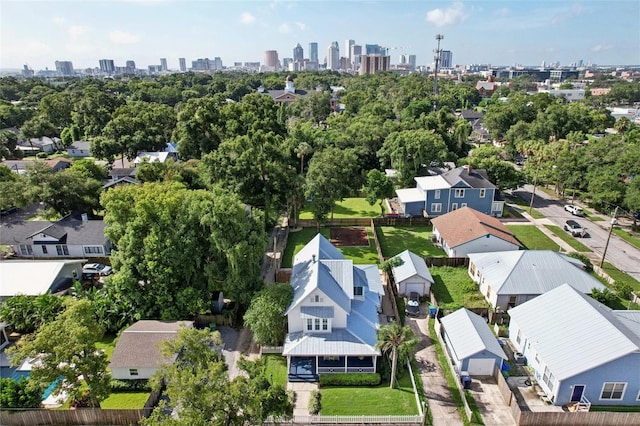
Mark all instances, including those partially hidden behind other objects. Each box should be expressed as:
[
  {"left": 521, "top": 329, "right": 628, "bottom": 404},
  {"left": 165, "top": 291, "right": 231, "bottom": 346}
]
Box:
[{"left": 467, "top": 376, "right": 516, "bottom": 426}]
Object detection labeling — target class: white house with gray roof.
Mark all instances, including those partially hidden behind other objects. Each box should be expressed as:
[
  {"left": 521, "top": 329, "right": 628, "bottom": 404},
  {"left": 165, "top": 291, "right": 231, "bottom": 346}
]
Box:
[
  {"left": 282, "top": 234, "right": 383, "bottom": 382},
  {"left": 390, "top": 249, "right": 433, "bottom": 296},
  {"left": 509, "top": 284, "right": 640, "bottom": 406},
  {"left": 468, "top": 250, "right": 606, "bottom": 311},
  {"left": 440, "top": 308, "right": 507, "bottom": 376}
]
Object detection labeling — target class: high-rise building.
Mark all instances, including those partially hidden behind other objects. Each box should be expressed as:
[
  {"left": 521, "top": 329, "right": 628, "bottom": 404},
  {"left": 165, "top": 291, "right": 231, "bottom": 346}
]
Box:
[
  {"left": 54, "top": 60, "right": 74, "bottom": 76},
  {"left": 327, "top": 42, "right": 340, "bottom": 70},
  {"left": 351, "top": 44, "right": 362, "bottom": 70},
  {"left": 160, "top": 58, "right": 168, "bottom": 71},
  {"left": 99, "top": 59, "right": 115, "bottom": 74},
  {"left": 124, "top": 60, "right": 136, "bottom": 74},
  {"left": 308, "top": 42, "right": 318, "bottom": 63},
  {"left": 293, "top": 43, "right": 304, "bottom": 63},
  {"left": 264, "top": 50, "right": 279, "bottom": 70},
  {"left": 440, "top": 50, "right": 453, "bottom": 68},
  {"left": 344, "top": 39, "right": 355, "bottom": 63},
  {"left": 213, "top": 57, "right": 223, "bottom": 70},
  {"left": 365, "top": 44, "right": 381, "bottom": 55},
  {"left": 360, "top": 54, "right": 390, "bottom": 75},
  {"left": 192, "top": 58, "right": 211, "bottom": 71},
  {"left": 399, "top": 54, "right": 417, "bottom": 70},
  {"left": 179, "top": 58, "right": 186, "bottom": 72}
]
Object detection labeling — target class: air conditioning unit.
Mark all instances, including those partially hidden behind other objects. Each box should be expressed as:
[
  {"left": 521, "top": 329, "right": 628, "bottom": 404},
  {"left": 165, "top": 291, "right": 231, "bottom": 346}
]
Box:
[{"left": 514, "top": 352, "right": 526, "bottom": 365}]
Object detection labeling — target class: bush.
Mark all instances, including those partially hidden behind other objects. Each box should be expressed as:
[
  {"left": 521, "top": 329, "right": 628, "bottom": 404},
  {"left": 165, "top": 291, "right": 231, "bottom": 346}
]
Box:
[
  {"left": 567, "top": 252, "right": 593, "bottom": 272},
  {"left": 395, "top": 297, "right": 406, "bottom": 326},
  {"left": 0, "top": 377, "right": 42, "bottom": 410},
  {"left": 319, "top": 373, "right": 381, "bottom": 386},
  {"left": 615, "top": 282, "right": 634, "bottom": 300},
  {"left": 308, "top": 390, "right": 321, "bottom": 415},
  {"left": 110, "top": 379, "right": 151, "bottom": 392},
  {"left": 36, "top": 152, "right": 48, "bottom": 159}
]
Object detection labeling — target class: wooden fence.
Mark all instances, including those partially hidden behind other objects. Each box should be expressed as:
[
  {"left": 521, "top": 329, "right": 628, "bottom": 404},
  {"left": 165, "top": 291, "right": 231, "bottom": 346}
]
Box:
[
  {"left": 280, "top": 414, "right": 423, "bottom": 424},
  {"left": 295, "top": 217, "right": 431, "bottom": 228},
  {"left": 260, "top": 346, "right": 284, "bottom": 354},
  {"left": 0, "top": 409, "right": 147, "bottom": 425},
  {"left": 425, "top": 257, "right": 469, "bottom": 267},
  {"left": 276, "top": 268, "right": 292, "bottom": 283}
]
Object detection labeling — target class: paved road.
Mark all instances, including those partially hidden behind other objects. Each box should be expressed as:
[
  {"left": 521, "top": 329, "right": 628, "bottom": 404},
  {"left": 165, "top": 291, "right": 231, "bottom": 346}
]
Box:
[{"left": 512, "top": 185, "right": 640, "bottom": 282}]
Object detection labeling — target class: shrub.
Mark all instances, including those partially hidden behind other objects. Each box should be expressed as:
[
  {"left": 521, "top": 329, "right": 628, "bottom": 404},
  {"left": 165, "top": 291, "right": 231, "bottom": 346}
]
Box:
[
  {"left": 308, "top": 390, "right": 321, "bottom": 415},
  {"left": 395, "top": 297, "right": 406, "bottom": 326},
  {"left": 36, "top": 152, "right": 48, "bottom": 159},
  {"left": 615, "top": 282, "right": 634, "bottom": 300},
  {"left": 110, "top": 379, "right": 151, "bottom": 392},
  {"left": 319, "top": 373, "right": 381, "bottom": 386},
  {"left": 567, "top": 252, "right": 593, "bottom": 272},
  {"left": 0, "top": 377, "right": 43, "bottom": 410}
]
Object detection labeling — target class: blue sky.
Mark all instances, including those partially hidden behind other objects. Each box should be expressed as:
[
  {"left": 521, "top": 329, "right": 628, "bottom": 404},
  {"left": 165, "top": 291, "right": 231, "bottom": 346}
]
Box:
[{"left": 1, "top": 0, "right": 638, "bottom": 70}]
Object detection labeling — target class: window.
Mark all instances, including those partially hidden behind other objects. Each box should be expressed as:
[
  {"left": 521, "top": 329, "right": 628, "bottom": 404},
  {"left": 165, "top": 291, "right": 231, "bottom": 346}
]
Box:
[
  {"left": 307, "top": 319, "right": 313, "bottom": 331},
  {"left": 354, "top": 286, "right": 363, "bottom": 298},
  {"left": 461, "top": 203, "right": 467, "bottom": 208},
  {"left": 431, "top": 203, "right": 442, "bottom": 213},
  {"left": 129, "top": 369, "right": 138, "bottom": 376},
  {"left": 451, "top": 203, "right": 458, "bottom": 211},
  {"left": 542, "top": 366, "right": 554, "bottom": 389},
  {"left": 41, "top": 245, "right": 48, "bottom": 254},
  {"left": 492, "top": 202, "right": 502, "bottom": 212},
  {"left": 56, "top": 245, "right": 69, "bottom": 256},
  {"left": 454, "top": 189, "right": 465, "bottom": 198},
  {"left": 601, "top": 383, "right": 626, "bottom": 400},
  {"left": 516, "top": 330, "right": 522, "bottom": 345},
  {"left": 19, "top": 245, "right": 33, "bottom": 255},
  {"left": 322, "top": 319, "right": 328, "bottom": 331},
  {"left": 479, "top": 189, "right": 486, "bottom": 198},
  {"left": 314, "top": 319, "right": 320, "bottom": 331},
  {"left": 508, "top": 296, "right": 517, "bottom": 307},
  {"left": 434, "top": 189, "right": 441, "bottom": 199},
  {"left": 84, "top": 246, "right": 103, "bottom": 254}
]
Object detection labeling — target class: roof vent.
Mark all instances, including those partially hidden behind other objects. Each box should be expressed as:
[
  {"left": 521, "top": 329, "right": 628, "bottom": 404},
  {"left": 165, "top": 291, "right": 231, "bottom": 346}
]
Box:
[{"left": 312, "top": 254, "right": 317, "bottom": 263}]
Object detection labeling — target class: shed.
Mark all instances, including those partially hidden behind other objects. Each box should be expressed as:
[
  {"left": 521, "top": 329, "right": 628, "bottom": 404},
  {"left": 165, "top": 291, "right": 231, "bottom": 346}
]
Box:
[
  {"left": 440, "top": 308, "right": 506, "bottom": 376},
  {"left": 390, "top": 250, "right": 433, "bottom": 296}
]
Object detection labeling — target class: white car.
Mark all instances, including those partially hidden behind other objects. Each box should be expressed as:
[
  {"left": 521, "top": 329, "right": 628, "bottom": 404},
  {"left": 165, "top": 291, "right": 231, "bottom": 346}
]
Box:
[
  {"left": 564, "top": 205, "right": 584, "bottom": 216},
  {"left": 82, "top": 263, "right": 113, "bottom": 277}
]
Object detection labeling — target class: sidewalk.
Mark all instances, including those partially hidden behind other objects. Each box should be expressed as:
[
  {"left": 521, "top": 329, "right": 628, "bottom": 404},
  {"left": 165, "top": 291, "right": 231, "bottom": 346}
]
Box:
[{"left": 504, "top": 204, "right": 576, "bottom": 253}]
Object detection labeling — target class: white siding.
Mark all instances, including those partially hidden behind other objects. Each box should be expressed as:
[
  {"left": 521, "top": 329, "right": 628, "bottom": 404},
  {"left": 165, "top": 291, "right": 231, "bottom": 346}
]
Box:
[
  {"left": 110, "top": 366, "right": 159, "bottom": 380},
  {"left": 452, "top": 236, "right": 520, "bottom": 258}
]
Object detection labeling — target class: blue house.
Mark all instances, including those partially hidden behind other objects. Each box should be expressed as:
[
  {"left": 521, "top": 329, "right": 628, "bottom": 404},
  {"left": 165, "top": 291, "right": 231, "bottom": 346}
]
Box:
[
  {"left": 395, "top": 165, "right": 504, "bottom": 218},
  {"left": 282, "top": 234, "right": 384, "bottom": 382},
  {"left": 440, "top": 308, "right": 507, "bottom": 376},
  {"left": 509, "top": 284, "right": 640, "bottom": 407}
]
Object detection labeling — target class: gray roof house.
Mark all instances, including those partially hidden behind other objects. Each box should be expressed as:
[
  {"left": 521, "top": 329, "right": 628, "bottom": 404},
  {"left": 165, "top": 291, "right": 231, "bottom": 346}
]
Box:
[
  {"left": 468, "top": 250, "right": 606, "bottom": 311},
  {"left": 283, "top": 234, "right": 384, "bottom": 382},
  {"left": 1, "top": 216, "right": 111, "bottom": 258},
  {"left": 390, "top": 249, "right": 434, "bottom": 296},
  {"left": 66, "top": 141, "right": 92, "bottom": 158},
  {"left": 509, "top": 284, "right": 640, "bottom": 407},
  {"left": 440, "top": 308, "right": 507, "bottom": 376},
  {"left": 109, "top": 320, "right": 194, "bottom": 380}
]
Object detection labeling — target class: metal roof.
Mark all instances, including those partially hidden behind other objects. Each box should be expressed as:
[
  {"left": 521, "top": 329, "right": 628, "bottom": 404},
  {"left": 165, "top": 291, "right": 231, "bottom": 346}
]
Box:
[
  {"left": 414, "top": 175, "right": 450, "bottom": 190},
  {"left": 509, "top": 284, "right": 640, "bottom": 381},
  {"left": 391, "top": 250, "right": 434, "bottom": 284},
  {"left": 395, "top": 188, "right": 424, "bottom": 203},
  {"left": 441, "top": 308, "right": 507, "bottom": 361},
  {"left": 0, "top": 260, "right": 84, "bottom": 297},
  {"left": 282, "top": 329, "right": 380, "bottom": 356},
  {"left": 468, "top": 250, "right": 605, "bottom": 295},
  {"left": 286, "top": 259, "right": 352, "bottom": 315},
  {"left": 294, "top": 233, "right": 343, "bottom": 264},
  {"left": 355, "top": 265, "right": 385, "bottom": 296},
  {"left": 301, "top": 306, "right": 335, "bottom": 319}
]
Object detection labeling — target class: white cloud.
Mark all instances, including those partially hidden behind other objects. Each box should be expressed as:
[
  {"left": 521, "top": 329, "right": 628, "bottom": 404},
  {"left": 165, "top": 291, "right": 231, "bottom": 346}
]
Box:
[
  {"left": 591, "top": 43, "right": 614, "bottom": 52},
  {"left": 67, "top": 25, "right": 89, "bottom": 38},
  {"left": 295, "top": 22, "right": 307, "bottom": 31},
  {"left": 240, "top": 12, "right": 256, "bottom": 24},
  {"left": 426, "top": 2, "right": 467, "bottom": 27},
  {"left": 51, "top": 17, "right": 64, "bottom": 25},
  {"left": 109, "top": 30, "right": 140, "bottom": 44},
  {"left": 278, "top": 23, "right": 291, "bottom": 33}
]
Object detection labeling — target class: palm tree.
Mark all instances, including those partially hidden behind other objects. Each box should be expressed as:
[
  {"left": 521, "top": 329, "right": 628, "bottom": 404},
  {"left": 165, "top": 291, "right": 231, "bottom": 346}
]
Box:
[
  {"left": 376, "top": 321, "right": 418, "bottom": 388},
  {"left": 295, "top": 141, "right": 313, "bottom": 174}
]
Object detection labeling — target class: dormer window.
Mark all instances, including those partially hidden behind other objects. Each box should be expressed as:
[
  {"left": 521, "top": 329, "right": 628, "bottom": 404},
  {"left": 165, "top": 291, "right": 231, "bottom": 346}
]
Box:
[
  {"left": 314, "top": 295, "right": 320, "bottom": 303},
  {"left": 354, "top": 286, "right": 364, "bottom": 299}
]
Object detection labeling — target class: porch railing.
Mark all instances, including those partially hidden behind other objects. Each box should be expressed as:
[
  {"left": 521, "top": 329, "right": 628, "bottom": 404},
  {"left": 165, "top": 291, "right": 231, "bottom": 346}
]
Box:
[
  {"left": 346, "top": 367, "right": 375, "bottom": 373},
  {"left": 577, "top": 395, "right": 591, "bottom": 412}
]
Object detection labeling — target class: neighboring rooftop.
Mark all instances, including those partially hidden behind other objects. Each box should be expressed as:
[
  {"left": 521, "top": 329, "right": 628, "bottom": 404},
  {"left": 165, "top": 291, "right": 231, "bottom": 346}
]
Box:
[
  {"left": 441, "top": 308, "right": 507, "bottom": 361},
  {"left": 431, "top": 207, "right": 522, "bottom": 248}
]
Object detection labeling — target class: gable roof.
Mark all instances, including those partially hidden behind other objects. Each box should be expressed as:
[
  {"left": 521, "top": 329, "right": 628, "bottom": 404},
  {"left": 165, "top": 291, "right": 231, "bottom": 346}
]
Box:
[
  {"left": 0, "top": 260, "right": 84, "bottom": 297},
  {"left": 442, "top": 166, "right": 496, "bottom": 189},
  {"left": 509, "top": 284, "right": 640, "bottom": 380},
  {"left": 391, "top": 250, "right": 434, "bottom": 284},
  {"left": 294, "top": 233, "right": 344, "bottom": 264},
  {"left": 109, "top": 320, "right": 193, "bottom": 369},
  {"left": 468, "top": 250, "right": 606, "bottom": 296},
  {"left": 67, "top": 141, "right": 91, "bottom": 151},
  {"left": 1, "top": 216, "right": 108, "bottom": 246},
  {"left": 431, "top": 207, "right": 522, "bottom": 248},
  {"left": 441, "top": 308, "right": 507, "bottom": 361},
  {"left": 286, "top": 258, "right": 351, "bottom": 315}
]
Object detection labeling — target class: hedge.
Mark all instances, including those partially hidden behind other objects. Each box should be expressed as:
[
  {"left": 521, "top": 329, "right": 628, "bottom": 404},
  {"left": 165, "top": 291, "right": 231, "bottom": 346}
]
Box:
[
  {"left": 309, "top": 390, "right": 321, "bottom": 415},
  {"left": 110, "top": 379, "right": 152, "bottom": 392},
  {"left": 319, "top": 373, "right": 381, "bottom": 386}
]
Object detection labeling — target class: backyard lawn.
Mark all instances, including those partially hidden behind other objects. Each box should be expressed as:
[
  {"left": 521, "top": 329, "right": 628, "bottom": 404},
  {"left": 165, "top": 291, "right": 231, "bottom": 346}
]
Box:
[
  {"left": 320, "top": 371, "right": 417, "bottom": 415},
  {"left": 100, "top": 392, "right": 150, "bottom": 409},
  {"left": 430, "top": 266, "right": 489, "bottom": 311},
  {"left": 263, "top": 355, "right": 288, "bottom": 388},
  {"left": 300, "top": 198, "right": 380, "bottom": 219},
  {"left": 281, "top": 227, "right": 379, "bottom": 268},
  {"left": 506, "top": 225, "right": 560, "bottom": 251},
  {"left": 544, "top": 225, "right": 592, "bottom": 252},
  {"left": 376, "top": 226, "right": 443, "bottom": 258}
]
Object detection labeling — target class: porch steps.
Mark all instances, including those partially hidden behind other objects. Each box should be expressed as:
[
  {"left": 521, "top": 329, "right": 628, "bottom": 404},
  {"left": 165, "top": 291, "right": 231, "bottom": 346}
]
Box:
[{"left": 288, "top": 374, "right": 319, "bottom": 383}]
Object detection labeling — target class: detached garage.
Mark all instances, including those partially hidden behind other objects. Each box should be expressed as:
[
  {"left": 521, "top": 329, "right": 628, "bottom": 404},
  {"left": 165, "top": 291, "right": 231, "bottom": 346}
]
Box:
[
  {"left": 440, "top": 308, "right": 506, "bottom": 376},
  {"left": 390, "top": 250, "right": 434, "bottom": 296}
]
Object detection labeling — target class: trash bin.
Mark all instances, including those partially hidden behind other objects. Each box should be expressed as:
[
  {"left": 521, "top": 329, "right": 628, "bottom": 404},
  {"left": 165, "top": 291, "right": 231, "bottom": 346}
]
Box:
[
  {"left": 460, "top": 371, "right": 472, "bottom": 389},
  {"left": 428, "top": 305, "right": 437, "bottom": 319}
]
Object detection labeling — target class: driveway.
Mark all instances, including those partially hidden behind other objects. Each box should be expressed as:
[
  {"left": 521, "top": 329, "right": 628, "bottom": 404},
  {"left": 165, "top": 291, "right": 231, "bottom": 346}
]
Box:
[
  {"left": 217, "top": 326, "right": 258, "bottom": 379},
  {"left": 467, "top": 376, "right": 516, "bottom": 425}
]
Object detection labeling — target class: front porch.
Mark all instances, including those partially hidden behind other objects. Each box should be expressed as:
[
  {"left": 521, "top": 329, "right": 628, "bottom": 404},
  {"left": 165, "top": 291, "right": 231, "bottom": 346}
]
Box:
[{"left": 288, "top": 355, "right": 377, "bottom": 382}]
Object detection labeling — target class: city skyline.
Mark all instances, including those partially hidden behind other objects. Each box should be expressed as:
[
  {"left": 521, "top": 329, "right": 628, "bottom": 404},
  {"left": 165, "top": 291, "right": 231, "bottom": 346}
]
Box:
[{"left": 1, "top": 0, "right": 639, "bottom": 71}]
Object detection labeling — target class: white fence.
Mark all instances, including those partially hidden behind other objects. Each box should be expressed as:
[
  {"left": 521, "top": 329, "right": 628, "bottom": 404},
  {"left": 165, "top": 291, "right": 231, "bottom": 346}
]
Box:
[
  {"left": 285, "top": 414, "right": 423, "bottom": 424},
  {"left": 260, "top": 346, "right": 284, "bottom": 354}
]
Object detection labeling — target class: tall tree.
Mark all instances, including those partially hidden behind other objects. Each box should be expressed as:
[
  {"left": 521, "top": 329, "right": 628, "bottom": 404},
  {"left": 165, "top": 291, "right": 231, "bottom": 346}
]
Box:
[
  {"left": 7, "top": 299, "right": 111, "bottom": 408},
  {"left": 244, "top": 283, "right": 294, "bottom": 346},
  {"left": 364, "top": 169, "right": 395, "bottom": 216},
  {"left": 376, "top": 321, "right": 418, "bottom": 389},
  {"left": 173, "top": 96, "right": 224, "bottom": 159}
]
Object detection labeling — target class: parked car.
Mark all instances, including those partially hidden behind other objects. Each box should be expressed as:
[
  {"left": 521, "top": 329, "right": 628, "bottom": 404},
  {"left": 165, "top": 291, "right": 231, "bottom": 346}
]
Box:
[
  {"left": 405, "top": 292, "right": 420, "bottom": 317},
  {"left": 82, "top": 263, "right": 113, "bottom": 277},
  {"left": 564, "top": 205, "right": 584, "bottom": 216},
  {"left": 564, "top": 220, "right": 585, "bottom": 237}
]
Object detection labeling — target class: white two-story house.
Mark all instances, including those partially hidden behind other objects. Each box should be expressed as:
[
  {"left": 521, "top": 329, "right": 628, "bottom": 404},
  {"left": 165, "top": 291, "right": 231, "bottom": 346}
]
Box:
[{"left": 282, "top": 234, "right": 384, "bottom": 382}]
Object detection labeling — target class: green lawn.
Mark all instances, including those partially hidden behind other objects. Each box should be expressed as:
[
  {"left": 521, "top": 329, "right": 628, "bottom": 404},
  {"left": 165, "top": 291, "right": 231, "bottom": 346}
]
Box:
[
  {"left": 100, "top": 392, "right": 149, "bottom": 409},
  {"left": 430, "top": 266, "right": 489, "bottom": 311},
  {"left": 602, "top": 262, "right": 640, "bottom": 293},
  {"left": 613, "top": 228, "right": 640, "bottom": 250},
  {"left": 320, "top": 371, "right": 417, "bottom": 415},
  {"left": 281, "top": 227, "right": 379, "bottom": 268},
  {"left": 376, "top": 226, "right": 443, "bottom": 258},
  {"left": 504, "top": 196, "right": 545, "bottom": 219},
  {"left": 96, "top": 335, "right": 117, "bottom": 361},
  {"left": 300, "top": 198, "right": 380, "bottom": 219},
  {"left": 544, "top": 225, "right": 592, "bottom": 252},
  {"left": 590, "top": 405, "right": 640, "bottom": 412},
  {"left": 506, "top": 225, "right": 560, "bottom": 251},
  {"left": 263, "top": 355, "right": 288, "bottom": 388}
]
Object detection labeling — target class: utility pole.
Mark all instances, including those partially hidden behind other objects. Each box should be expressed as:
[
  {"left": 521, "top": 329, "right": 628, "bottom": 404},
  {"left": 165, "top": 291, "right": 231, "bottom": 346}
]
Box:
[
  {"left": 433, "top": 34, "right": 444, "bottom": 111},
  {"left": 600, "top": 206, "right": 619, "bottom": 268},
  {"left": 529, "top": 162, "right": 540, "bottom": 215}
]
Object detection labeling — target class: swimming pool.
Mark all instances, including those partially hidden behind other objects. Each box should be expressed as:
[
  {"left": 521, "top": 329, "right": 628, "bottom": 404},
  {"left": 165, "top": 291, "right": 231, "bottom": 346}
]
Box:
[{"left": 0, "top": 367, "right": 61, "bottom": 400}]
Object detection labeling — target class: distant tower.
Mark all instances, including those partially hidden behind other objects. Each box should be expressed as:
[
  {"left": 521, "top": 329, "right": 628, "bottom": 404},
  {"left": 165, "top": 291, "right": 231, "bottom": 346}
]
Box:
[
  {"left": 264, "top": 50, "right": 280, "bottom": 70},
  {"left": 359, "top": 54, "right": 390, "bottom": 75},
  {"left": 99, "top": 59, "right": 115, "bottom": 74},
  {"left": 440, "top": 50, "right": 452, "bottom": 68},
  {"left": 327, "top": 41, "right": 340, "bottom": 70},
  {"left": 54, "top": 60, "right": 74, "bottom": 76},
  {"left": 293, "top": 43, "right": 304, "bottom": 70},
  {"left": 433, "top": 34, "right": 444, "bottom": 110},
  {"left": 179, "top": 58, "right": 186, "bottom": 72},
  {"left": 351, "top": 44, "right": 362, "bottom": 71},
  {"left": 309, "top": 42, "right": 318, "bottom": 63},
  {"left": 160, "top": 58, "right": 168, "bottom": 71},
  {"left": 345, "top": 39, "right": 355, "bottom": 66}
]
